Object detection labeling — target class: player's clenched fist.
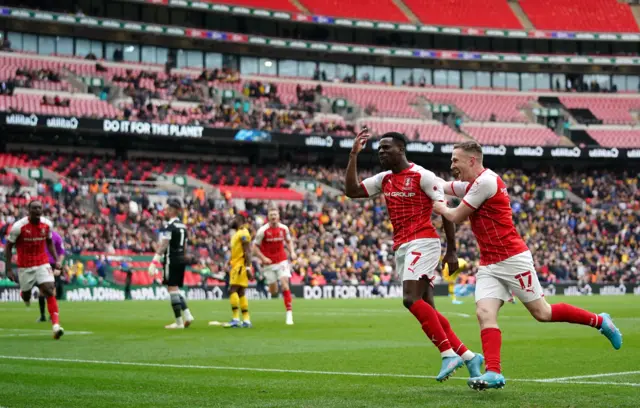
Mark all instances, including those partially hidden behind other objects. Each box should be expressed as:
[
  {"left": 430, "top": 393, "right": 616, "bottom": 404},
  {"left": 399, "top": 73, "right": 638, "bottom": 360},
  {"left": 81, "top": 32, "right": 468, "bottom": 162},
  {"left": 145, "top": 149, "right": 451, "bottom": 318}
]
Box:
[{"left": 350, "top": 127, "right": 370, "bottom": 155}]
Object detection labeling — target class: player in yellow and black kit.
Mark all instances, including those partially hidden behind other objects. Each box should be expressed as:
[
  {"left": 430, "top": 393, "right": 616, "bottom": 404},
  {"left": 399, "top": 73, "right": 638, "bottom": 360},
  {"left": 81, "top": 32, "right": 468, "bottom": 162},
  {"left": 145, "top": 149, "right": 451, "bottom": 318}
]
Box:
[
  {"left": 224, "top": 212, "right": 253, "bottom": 328},
  {"left": 442, "top": 258, "right": 467, "bottom": 305}
]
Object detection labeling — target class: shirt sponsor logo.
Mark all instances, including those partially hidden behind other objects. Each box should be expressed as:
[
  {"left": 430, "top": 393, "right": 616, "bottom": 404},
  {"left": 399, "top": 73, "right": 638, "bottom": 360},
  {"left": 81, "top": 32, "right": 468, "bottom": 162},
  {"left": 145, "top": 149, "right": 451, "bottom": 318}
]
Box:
[{"left": 384, "top": 192, "right": 416, "bottom": 197}]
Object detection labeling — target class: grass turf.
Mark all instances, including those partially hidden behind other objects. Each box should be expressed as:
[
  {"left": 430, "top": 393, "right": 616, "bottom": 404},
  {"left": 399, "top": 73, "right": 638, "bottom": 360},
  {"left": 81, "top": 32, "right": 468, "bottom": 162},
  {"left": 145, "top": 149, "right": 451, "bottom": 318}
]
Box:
[{"left": 0, "top": 295, "right": 638, "bottom": 407}]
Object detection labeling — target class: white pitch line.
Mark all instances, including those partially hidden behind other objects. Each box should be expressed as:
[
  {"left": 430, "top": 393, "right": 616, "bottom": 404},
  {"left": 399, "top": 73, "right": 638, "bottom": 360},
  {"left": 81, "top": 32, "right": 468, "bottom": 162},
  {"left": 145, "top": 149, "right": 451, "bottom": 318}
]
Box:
[
  {"left": 544, "top": 371, "right": 640, "bottom": 382},
  {"left": 0, "top": 328, "right": 93, "bottom": 335},
  {"left": 0, "top": 355, "right": 637, "bottom": 387}
]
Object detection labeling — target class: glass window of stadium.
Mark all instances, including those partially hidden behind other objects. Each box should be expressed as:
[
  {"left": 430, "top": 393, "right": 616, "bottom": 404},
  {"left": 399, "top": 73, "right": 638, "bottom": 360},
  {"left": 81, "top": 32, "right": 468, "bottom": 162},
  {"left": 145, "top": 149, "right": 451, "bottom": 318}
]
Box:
[
  {"left": 75, "top": 39, "right": 103, "bottom": 59},
  {"left": 205, "top": 53, "right": 223, "bottom": 69},
  {"left": 335, "top": 64, "right": 354, "bottom": 81},
  {"left": 278, "top": 60, "right": 299, "bottom": 77},
  {"left": 297, "top": 61, "right": 316, "bottom": 78},
  {"left": 240, "top": 57, "right": 259, "bottom": 75},
  {"left": 357, "top": 66, "right": 375, "bottom": 83},
  {"left": 259, "top": 58, "right": 278, "bottom": 76},
  {"left": 318, "top": 63, "right": 337, "bottom": 80}
]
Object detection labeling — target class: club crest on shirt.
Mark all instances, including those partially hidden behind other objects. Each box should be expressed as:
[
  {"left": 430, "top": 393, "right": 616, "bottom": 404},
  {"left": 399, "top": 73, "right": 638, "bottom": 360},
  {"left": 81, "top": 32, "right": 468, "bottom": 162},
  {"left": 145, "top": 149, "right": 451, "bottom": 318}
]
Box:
[
  {"left": 402, "top": 177, "right": 414, "bottom": 190},
  {"left": 41, "top": 228, "right": 46, "bottom": 235}
]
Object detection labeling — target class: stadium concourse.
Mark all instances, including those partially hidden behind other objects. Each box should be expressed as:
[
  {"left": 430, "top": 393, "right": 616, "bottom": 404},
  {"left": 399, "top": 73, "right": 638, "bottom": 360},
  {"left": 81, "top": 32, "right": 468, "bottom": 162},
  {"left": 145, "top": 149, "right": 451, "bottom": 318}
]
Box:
[{"left": 0, "top": 160, "right": 638, "bottom": 290}]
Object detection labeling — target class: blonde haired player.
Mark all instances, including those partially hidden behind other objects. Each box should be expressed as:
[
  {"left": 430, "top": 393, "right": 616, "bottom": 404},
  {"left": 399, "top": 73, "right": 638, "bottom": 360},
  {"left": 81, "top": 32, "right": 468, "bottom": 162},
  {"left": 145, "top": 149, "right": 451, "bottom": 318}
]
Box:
[
  {"left": 253, "top": 206, "right": 296, "bottom": 325},
  {"left": 224, "top": 212, "right": 253, "bottom": 328}
]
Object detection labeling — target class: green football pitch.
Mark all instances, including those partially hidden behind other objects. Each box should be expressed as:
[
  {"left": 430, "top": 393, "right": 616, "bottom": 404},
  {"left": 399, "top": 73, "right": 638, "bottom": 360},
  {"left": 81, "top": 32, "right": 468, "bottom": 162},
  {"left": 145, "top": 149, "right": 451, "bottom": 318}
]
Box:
[{"left": 0, "top": 296, "right": 638, "bottom": 408}]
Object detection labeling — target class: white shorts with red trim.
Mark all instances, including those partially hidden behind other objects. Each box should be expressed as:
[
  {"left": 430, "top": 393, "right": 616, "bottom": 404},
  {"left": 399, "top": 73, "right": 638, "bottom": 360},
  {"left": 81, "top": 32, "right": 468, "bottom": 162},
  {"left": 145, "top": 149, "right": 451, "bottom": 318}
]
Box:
[
  {"left": 263, "top": 260, "right": 291, "bottom": 285},
  {"left": 475, "top": 251, "right": 544, "bottom": 304},
  {"left": 394, "top": 238, "right": 441, "bottom": 284},
  {"left": 18, "top": 263, "right": 54, "bottom": 292}
]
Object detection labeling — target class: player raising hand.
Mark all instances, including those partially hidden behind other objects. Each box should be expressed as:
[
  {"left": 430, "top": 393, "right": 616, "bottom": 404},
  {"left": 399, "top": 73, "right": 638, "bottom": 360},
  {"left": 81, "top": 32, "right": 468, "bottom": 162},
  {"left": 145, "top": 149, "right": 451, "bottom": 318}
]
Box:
[{"left": 345, "top": 129, "right": 484, "bottom": 382}]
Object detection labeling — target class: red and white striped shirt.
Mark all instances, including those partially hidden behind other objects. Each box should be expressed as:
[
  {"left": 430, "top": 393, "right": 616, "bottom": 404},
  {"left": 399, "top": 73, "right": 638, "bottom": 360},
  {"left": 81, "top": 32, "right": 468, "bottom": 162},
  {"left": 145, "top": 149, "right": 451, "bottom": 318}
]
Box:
[
  {"left": 446, "top": 169, "right": 528, "bottom": 265},
  {"left": 8, "top": 217, "right": 53, "bottom": 268},
  {"left": 254, "top": 222, "right": 291, "bottom": 264},
  {"left": 361, "top": 164, "right": 444, "bottom": 251}
]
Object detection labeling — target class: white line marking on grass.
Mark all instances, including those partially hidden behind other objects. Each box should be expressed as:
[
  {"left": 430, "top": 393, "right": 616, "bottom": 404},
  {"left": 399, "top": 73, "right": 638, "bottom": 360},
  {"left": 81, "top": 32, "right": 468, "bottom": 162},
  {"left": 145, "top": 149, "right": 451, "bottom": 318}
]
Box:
[
  {"left": 0, "top": 355, "right": 638, "bottom": 388},
  {"left": 0, "top": 328, "right": 93, "bottom": 335},
  {"left": 544, "top": 371, "right": 640, "bottom": 382}
]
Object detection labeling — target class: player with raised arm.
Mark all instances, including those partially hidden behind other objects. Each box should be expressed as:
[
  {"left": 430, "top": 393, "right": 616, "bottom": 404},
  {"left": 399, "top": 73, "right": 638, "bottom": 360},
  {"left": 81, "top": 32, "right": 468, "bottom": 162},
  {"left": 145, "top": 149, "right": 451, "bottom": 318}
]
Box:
[
  {"left": 433, "top": 141, "right": 623, "bottom": 390},
  {"left": 345, "top": 129, "right": 484, "bottom": 382},
  {"left": 5, "top": 201, "right": 64, "bottom": 339},
  {"left": 148, "top": 198, "right": 195, "bottom": 329},
  {"left": 253, "top": 206, "right": 296, "bottom": 325},
  {"left": 224, "top": 212, "right": 253, "bottom": 328}
]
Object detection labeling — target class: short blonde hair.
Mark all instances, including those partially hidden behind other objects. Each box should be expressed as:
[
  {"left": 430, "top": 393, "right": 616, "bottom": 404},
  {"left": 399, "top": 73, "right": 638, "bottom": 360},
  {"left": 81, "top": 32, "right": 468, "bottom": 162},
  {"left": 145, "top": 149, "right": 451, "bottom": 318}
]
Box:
[{"left": 453, "top": 141, "right": 483, "bottom": 161}]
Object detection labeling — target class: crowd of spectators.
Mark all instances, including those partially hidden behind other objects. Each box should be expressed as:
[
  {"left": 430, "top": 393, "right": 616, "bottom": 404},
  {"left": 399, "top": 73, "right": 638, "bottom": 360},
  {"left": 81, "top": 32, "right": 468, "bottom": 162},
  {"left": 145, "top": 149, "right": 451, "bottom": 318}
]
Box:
[{"left": 0, "top": 166, "right": 638, "bottom": 288}]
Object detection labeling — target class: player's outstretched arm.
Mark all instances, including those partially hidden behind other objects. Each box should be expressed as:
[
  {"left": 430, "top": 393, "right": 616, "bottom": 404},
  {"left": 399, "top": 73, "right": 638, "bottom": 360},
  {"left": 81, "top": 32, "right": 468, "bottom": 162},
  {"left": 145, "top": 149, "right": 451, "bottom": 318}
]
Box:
[
  {"left": 433, "top": 201, "right": 474, "bottom": 224},
  {"left": 148, "top": 236, "right": 169, "bottom": 276},
  {"left": 345, "top": 128, "right": 370, "bottom": 199}
]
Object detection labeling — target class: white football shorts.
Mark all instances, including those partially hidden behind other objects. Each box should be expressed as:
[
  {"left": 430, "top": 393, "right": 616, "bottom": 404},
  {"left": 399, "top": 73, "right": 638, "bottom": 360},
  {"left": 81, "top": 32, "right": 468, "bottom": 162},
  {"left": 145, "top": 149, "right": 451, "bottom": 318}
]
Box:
[
  {"left": 18, "top": 263, "right": 54, "bottom": 292},
  {"left": 263, "top": 260, "right": 291, "bottom": 285},
  {"left": 475, "top": 251, "right": 544, "bottom": 304},
  {"left": 394, "top": 238, "right": 441, "bottom": 285}
]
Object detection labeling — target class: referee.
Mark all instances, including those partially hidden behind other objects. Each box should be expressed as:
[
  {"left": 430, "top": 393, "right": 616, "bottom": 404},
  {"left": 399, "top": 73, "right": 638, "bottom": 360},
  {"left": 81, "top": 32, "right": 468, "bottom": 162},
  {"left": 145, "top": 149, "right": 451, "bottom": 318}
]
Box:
[{"left": 148, "top": 198, "right": 195, "bottom": 329}]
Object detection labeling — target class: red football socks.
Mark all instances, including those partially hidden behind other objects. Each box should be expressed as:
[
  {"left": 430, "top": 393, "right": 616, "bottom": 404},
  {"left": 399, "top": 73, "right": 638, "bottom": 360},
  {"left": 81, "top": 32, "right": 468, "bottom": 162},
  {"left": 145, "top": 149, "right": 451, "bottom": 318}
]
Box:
[
  {"left": 551, "top": 303, "right": 602, "bottom": 328},
  {"left": 46, "top": 296, "right": 60, "bottom": 325},
  {"left": 409, "top": 300, "right": 451, "bottom": 352},
  {"left": 436, "top": 310, "right": 469, "bottom": 355},
  {"left": 481, "top": 328, "right": 502, "bottom": 373},
  {"left": 283, "top": 289, "right": 292, "bottom": 311}
]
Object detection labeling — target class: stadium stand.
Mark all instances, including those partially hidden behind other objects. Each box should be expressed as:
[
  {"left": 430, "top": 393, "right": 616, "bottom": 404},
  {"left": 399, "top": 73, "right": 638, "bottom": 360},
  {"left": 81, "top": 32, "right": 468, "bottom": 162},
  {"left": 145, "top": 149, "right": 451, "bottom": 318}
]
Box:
[
  {"left": 299, "top": 0, "right": 410, "bottom": 22},
  {"left": 559, "top": 96, "right": 640, "bottom": 125},
  {"left": 519, "top": 0, "right": 640, "bottom": 32},
  {"left": 463, "top": 124, "right": 560, "bottom": 146},
  {"left": 585, "top": 129, "right": 640, "bottom": 148},
  {"left": 403, "top": 0, "right": 522, "bottom": 28}
]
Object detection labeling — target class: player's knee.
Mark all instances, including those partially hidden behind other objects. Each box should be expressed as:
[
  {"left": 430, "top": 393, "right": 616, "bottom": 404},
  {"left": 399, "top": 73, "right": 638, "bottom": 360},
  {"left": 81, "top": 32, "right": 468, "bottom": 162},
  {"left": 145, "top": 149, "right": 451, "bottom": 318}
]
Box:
[
  {"left": 40, "top": 285, "right": 54, "bottom": 298},
  {"left": 402, "top": 295, "right": 418, "bottom": 309},
  {"left": 530, "top": 304, "right": 552, "bottom": 322},
  {"left": 476, "top": 306, "right": 497, "bottom": 327}
]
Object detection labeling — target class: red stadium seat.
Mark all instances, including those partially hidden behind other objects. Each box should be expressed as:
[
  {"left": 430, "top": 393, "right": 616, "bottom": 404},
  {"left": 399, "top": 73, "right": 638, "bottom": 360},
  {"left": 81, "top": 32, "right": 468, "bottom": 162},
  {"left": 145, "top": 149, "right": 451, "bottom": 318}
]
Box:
[
  {"left": 299, "top": 0, "right": 409, "bottom": 22},
  {"left": 403, "top": 0, "right": 522, "bottom": 28},
  {"left": 520, "top": 0, "right": 639, "bottom": 32}
]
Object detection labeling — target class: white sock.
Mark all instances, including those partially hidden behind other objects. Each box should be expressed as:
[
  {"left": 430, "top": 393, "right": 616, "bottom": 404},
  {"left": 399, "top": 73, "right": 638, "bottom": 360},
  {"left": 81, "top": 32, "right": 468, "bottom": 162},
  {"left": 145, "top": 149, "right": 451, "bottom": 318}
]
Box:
[
  {"left": 176, "top": 317, "right": 183, "bottom": 326},
  {"left": 461, "top": 350, "right": 475, "bottom": 361},
  {"left": 184, "top": 309, "right": 194, "bottom": 320},
  {"left": 441, "top": 349, "right": 457, "bottom": 358}
]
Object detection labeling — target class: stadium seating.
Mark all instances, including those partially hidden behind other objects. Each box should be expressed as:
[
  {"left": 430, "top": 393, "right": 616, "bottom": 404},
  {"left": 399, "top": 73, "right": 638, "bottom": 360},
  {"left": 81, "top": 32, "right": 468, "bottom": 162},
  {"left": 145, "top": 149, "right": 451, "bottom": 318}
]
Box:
[
  {"left": 0, "top": 94, "right": 121, "bottom": 118},
  {"left": 403, "top": 0, "right": 522, "bottom": 28},
  {"left": 585, "top": 129, "right": 640, "bottom": 148},
  {"left": 464, "top": 124, "right": 561, "bottom": 146},
  {"left": 520, "top": 0, "right": 640, "bottom": 32},
  {"left": 560, "top": 96, "right": 640, "bottom": 125},
  {"left": 426, "top": 92, "right": 534, "bottom": 122},
  {"left": 298, "top": 0, "right": 409, "bottom": 22}
]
